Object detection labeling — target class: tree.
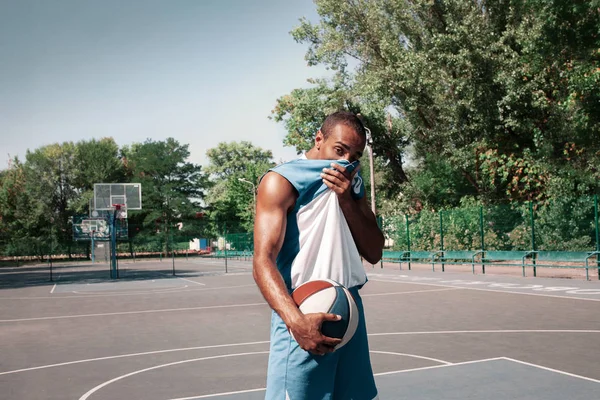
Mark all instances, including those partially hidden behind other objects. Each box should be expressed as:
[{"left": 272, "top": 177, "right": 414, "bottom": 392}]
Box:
[
  {"left": 274, "top": 0, "right": 600, "bottom": 213},
  {"left": 70, "top": 137, "right": 124, "bottom": 214},
  {"left": 205, "top": 141, "right": 275, "bottom": 233},
  {"left": 0, "top": 159, "right": 44, "bottom": 257},
  {"left": 123, "top": 138, "right": 208, "bottom": 252}
]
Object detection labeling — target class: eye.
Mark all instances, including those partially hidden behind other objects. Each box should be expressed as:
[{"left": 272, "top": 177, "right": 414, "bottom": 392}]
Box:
[{"left": 334, "top": 147, "right": 344, "bottom": 156}]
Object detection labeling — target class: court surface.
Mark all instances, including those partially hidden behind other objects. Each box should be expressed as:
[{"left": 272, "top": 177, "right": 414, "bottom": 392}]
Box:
[{"left": 1, "top": 259, "right": 599, "bottom": 399}]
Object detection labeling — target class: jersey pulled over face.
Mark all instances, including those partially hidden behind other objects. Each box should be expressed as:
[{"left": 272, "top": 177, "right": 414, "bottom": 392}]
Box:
[
  {"left": 269, "top": 159, "right": 367, "bottom": 291},
  {"left": 315, "top": 124, "right": 366, "bottom": 163}
]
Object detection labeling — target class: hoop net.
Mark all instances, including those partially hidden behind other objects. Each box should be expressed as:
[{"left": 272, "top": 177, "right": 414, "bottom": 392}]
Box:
[{"left": 112, "top": 204, "right": 128, "bottom": 220}]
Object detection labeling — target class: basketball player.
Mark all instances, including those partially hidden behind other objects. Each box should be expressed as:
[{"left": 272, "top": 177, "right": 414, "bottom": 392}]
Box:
[{"left": 253, "top": 111, "right": 384, "bottom": 399}]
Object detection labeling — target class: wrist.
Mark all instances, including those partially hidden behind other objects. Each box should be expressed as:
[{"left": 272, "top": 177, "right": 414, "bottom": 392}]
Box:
[
  {"left": 282, "top": 307, "right": 304, "bottom": 329},
  {"left": 337, "top": 191, "right": 354, "bottom": 207}
]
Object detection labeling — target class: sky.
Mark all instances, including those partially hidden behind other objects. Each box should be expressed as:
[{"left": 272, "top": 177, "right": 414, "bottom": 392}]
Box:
[{"left": 0, "top": 0, "right": 330, "bottom": 169}]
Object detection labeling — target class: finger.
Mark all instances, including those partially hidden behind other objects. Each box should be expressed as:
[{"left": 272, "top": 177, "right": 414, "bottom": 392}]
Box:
[
  {"left": 319, "top": 344, "right": 336, "bottom": 354},
  {"left": 330, "top": 163, "right": 347, "bottom": 175},
  {"left": 320, "top": 174, "right": 345, "bottom": 192},
  {"left": 321, "top": 167, "right": 346, "bottom": 182},
  {"left": 320, "top": 313, "right": 342, "bottom": 322},
  {"left": 321, "top": 336, "right": 342, "bottom": 346},
  {"left": 321, "top": 177, "right": 336, "bottom": 190}
]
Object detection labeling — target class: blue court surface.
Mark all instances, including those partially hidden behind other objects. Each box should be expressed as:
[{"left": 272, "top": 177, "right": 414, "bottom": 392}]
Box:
[{"left": 0, "top": 259, "right": 599, "bottom": 399}]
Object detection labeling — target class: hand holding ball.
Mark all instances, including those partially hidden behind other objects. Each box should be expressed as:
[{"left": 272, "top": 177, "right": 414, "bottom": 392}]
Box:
[{"left": 291, "top": 279, "right": 359, "bottom": 351}]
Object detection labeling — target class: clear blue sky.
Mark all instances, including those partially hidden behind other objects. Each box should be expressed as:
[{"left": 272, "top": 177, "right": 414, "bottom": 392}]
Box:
[{"left": 0, "top": 0, "right": 328, "bottom": 169}]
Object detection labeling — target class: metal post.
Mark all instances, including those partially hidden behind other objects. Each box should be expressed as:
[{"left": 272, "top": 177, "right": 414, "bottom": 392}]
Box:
[
  {"left": 595, "top": 194, "right": 599, "bottom": 279},
  {"left": 91, "top": 231, "right": 95, "bottom": 264},
  {"left": 439, "top": 211, "right": 444, "bottom": 272},
  {"left": 224, "top": 224, "right": 228, "bottom": 274},
  {"left": 530, "top": 201, "right": 537, "bottom": 277},
  {"left": 406, "top": 215, "right": 411, "bottom": 271},
  {"left": 110, "top": 208, "right": 118, "bottom": 279},
  {"left": 378, "top": 216, "right": 383, "bottom": 269},
  {"left": 479, "top": 207, "right": 485, "bottom": 251},
  {"left": 367, "top": 139, "right": 376, "bottom": 216},
  {"left": 358, "top": 115, "right": 377, "bottom": 216},
  {"left": 172, "top": 237, "right": 175, "bottom": 276}
]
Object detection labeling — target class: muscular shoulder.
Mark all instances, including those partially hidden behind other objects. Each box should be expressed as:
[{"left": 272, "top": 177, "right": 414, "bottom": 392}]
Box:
[{"left": 257, "top": 171, "right": 297, "bottom": 213}]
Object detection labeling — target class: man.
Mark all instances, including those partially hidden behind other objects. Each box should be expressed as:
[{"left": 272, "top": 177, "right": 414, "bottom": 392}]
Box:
[{"left": 253, "top": 111, "right": 385, "bottom": 400}]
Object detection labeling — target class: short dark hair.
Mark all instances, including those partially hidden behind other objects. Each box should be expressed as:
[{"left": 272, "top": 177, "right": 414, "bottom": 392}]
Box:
[{"left": 320, "top": 111, "right": 366, "bottom": 140}]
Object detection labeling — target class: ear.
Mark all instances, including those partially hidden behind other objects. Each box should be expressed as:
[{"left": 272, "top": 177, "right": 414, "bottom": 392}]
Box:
[{"left": 315, "top": 130, "right": 324, "bottom": 150}]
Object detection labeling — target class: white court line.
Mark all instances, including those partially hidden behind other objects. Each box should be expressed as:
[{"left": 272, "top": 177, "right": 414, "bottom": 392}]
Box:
[
  {"left": 50, "top": 284, "right": 56, "bottom": 294},
  {"left": 0, "top": 345, "right": 446, "bottom": 378},
  {"left": 177, "top": 277, "right": 206, "bottom": 286},
  {"left": 83, "top": 349, "right": 448, "bottom": 400},
  {"left": 368, "top": 278, "right": 600, "bottom": 302},
  {"left": 71, "top": 286, "right": 188, "bottom": 295},
  {"left": 4, "top": 330, "right": 599, "bottom": 377},
  {"left": 0, "top": 302, "right": 266, "bottom": 323},
  {"left": 0, "top": 284, "right": 257, "bottom": 300},
  {"left": 166, "top": 355, "right": 471, "bottom": 400},
  {"left": 165, "top": 356, "right": 600, "bottom": 399},
  {"left": 0, "top": 341, "right": 270, "bottom": 376},
  {"left": 373, "top": 356, "right": 504, "bottom": 376},
  {"left": 362, "top": 287, "right": 460, "bottom": 297},
  {"left": 370, "top": 350, "right": 451, "bottom": 365},
  {"left": 78, "top": 352, "right": 270, "bottom": 400},
  {"left": 501, "top": 357, "right": 600, "bottom": 384},
  {"left": 368, "top": 329, "right": 600, "bottom": 337},
  {"left": 169, "top": 388, "right": 267, "bottom": 400}
]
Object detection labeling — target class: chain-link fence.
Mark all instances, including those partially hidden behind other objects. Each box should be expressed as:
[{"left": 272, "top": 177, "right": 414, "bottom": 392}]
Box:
[
  {"left": 382, "top": 195, "right": 599, "bottom": 253},
  {"left": 2, "top": 196, "right": 599, "bottom": 273}
]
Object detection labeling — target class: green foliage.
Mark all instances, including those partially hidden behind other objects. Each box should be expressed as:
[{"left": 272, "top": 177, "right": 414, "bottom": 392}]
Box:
[
  {"left": 275, "top": 0, "right": 600, "bottom": 213},
  {"left": 0, "top": 137, "right": 212, "bottom": 259},
  {"left": 204, "top": 141, "right": 274, "bottom": 233},
  {"left": 122, "top": 138, "right": 207, "bottom": 252}
]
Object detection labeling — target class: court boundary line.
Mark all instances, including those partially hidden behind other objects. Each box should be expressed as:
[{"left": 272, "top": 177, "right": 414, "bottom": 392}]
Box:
[
  {"left": 370, "top": 350, "right": 451, "bottom": 365},
  {"left": 368, "top": 277, "right": 600, "bottom": 301},
  {"left": 0, "top": 287, "right": 462, "bottom": 322},
  {"left": 167, "top": 357, "right": 495, "bottom": 400},
  {"left": 169, "top": 387, "right": 266, "bottom": 400},
  {"left": 4, "top": 329, "right": 599, "bottom": 376},
  {"left": 0, "top": 302, "right": 266, "bottom": 323},
  {"left": 0, "top": 283, "right": 257, "bottom": 300},
  {"left": 78, "top": 352, "right": 271, "bottom": 400},
  {"left": 165, "top": 355, "right": 600, "bottom": 400},
  {"left": 71, "top": 286, "right": 188, "bottom": 295},
  {"left": 50, "top": 284, "right": 56, "bottom": 294},
  {"left": 362, "top": 287, "right": 460, "bottom": 297},
  {"left": 368, "top": 329, "right": 600, "bottom": 337},
  {"left": 373, "top": 356, "right": 503, "bottom": 376},
  {"left": 502, "top": 357, "right": 600, "bottom": 384},
  {"left": 177, "top": 277, "right": 206, "bottom": 286},
  {"left": 0, "top": 341, "right": 271, "bottom": 376},
  {"left": 81, "top": 349, "right": 447, "bottom": 400}
]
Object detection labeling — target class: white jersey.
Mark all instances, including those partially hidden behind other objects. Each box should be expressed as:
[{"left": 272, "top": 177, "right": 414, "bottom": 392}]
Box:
[{"left": 269, "top": 159, "right": 367, "bottom": 290}]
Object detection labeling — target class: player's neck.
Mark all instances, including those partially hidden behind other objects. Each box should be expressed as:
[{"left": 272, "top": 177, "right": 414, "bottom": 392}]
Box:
[{"left": 305, "top": 147, "right": 319, "bottom": 160}]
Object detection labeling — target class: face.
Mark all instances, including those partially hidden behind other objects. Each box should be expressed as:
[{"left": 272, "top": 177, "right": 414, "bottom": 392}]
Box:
[{"left": 314, "top": 124, "right": 366, "bottom": 163}]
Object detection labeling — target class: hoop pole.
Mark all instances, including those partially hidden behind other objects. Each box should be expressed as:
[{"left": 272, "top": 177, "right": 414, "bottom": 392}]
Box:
[
  {"left": 110, "top": 205, "right": 120, "bottom": 279},
  {"left": 91, "top": 231, "right": 95, "bottom": 264}
]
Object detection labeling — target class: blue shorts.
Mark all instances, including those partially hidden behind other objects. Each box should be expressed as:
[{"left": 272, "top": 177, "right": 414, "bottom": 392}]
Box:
[{"left": 265, "top": 287, "right": 378, "bottom": 400}]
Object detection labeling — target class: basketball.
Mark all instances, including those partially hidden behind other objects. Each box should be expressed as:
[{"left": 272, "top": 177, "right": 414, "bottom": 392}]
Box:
[{"left": 291, "top": 279, "right": 359, "bottom": 350}]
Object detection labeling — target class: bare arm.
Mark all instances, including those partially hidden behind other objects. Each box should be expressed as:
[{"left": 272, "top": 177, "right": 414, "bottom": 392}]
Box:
[
  {"left": 253, "top": 172, "right": 341, "bottom": 355},
  {"left": 321, "top": 163, "right": 385, "bottom": 263}
]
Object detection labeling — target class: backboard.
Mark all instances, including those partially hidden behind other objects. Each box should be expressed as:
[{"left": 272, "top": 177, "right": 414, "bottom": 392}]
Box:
[
  {"left": 72, "top": 215, "right": 128, "bottom": 241},
  {"left": 94, "top": 183, "right": 142, "bottom": 211}
]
